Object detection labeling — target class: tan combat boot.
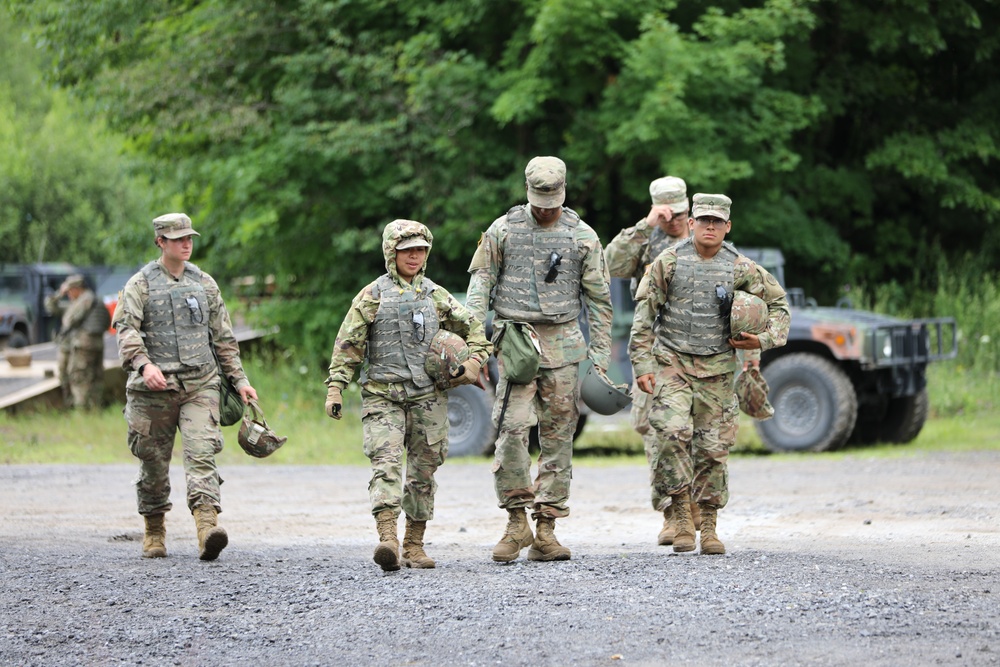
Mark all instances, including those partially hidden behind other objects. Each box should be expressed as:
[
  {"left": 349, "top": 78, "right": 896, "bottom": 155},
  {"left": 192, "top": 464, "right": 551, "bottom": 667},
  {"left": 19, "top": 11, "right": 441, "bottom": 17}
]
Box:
[
  {"left": 401, "top": 517, "right": 435, "bottom": 569},
  {"left": 656, "top": 504, "right": 675, "bottom": 546},
  {"left": 528, "top": 516, "right": 571, "bottom": 561},
  {"left": 691, "top": 501, "right": 703, "bottom": 531},
  {"left": 492, "top": 508, "right": 534, "bottom": 563},
  {"left": 670, "top": 490, "right": 696, "bottom": 553},
  {"left": 373, "top": 510, "right": 401, "bottom": 572},
  {"left": 699, "top": 504, "right": 726, "bottom": 555},
  {"left": 193, "top": 505, "right": 228, "bottom": 561},
  {"left": 142, "top": 513, "right": 167, "bottom": 559}
]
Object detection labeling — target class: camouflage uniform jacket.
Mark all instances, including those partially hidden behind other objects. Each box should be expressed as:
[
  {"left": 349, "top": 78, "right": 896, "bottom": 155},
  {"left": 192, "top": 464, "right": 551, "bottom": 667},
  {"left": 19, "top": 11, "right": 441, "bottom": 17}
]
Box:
[
  {"left": 326, "top": 273, "right": 491, "bottom": 401},
  {"left": 466, "top": 205, "right": 613, "bottom": 371},
  {"left": 630, "top": 246, "right": 789, "bottom": 379},
  {"left": 605, "top": 218, "right": 686, "bottom": 292},
  {"left": 113, "top": 258, "right": 249, "bottom": 393},
  {"left": 45, "top": 289, "right": 105, "bottom": 351}
]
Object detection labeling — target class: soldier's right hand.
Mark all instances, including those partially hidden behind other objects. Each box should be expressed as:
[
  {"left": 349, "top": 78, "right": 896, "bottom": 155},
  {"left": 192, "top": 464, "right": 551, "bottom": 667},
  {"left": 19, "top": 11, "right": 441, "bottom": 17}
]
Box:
[
  {"left": 142, "top": 363, "right": 168, "bottom": 391},
  {"left": 645, "top": 204, "right": 673, "bottom": 227},
  {"left": 636, "top": 373, "right": 656, "bottom": 395},
  {"left": 325, "top": 386, "right": 343, "bottom": 420}
]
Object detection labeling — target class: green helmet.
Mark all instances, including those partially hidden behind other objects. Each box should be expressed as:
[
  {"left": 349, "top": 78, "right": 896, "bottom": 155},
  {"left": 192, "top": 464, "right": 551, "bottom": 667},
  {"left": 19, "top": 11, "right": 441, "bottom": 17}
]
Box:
[
  {"left": 580, "top": 364, "right": 632, "bottom": 415},
  {"left": 731, "top": 290, "right": 768, "bottom": 338},
  {"left": 237, "top": 401, "right": 288, "bottom": 458},
  {"left": 425, "top": 329, "right": 470, "bottom": 389}
]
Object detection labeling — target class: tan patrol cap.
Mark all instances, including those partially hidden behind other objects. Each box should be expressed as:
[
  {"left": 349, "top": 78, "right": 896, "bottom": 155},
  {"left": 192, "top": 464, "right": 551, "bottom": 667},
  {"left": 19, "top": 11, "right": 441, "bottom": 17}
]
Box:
[
  {"left": 525, "top": 156, "right": 566, "bottom": 208},
  {"left": 691, "top": 194, "right": 732, "bottom": 221},
  {"left": 649, "top": 176, "right": 689, "bottom": 214},
  {"left": 152, "top": 213, "right": 201, "bottom": 239}
]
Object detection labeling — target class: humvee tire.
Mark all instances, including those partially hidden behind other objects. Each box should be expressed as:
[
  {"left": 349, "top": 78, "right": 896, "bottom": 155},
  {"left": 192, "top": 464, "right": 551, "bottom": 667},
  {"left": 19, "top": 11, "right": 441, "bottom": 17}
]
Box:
[
  {"left": 447, "top": 384, "right": 496, "bottom": 457},
  {"left": 755, "top": 353, "right": 858, "bottom": 452},
  {"left": 878, "top": 388, "right": 929, "bottom": 444}
]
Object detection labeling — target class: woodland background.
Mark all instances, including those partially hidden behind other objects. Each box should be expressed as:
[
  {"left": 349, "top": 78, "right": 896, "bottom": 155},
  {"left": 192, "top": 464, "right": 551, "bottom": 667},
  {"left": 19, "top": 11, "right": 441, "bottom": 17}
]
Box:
[{"left": 1, "top": 0, "right": 997, "bottom": 390}]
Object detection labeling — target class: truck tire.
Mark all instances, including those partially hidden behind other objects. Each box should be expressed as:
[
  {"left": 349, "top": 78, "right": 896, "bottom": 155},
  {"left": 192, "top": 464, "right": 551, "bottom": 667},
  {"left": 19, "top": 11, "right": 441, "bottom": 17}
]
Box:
[
  {"left": 878, "top": 389, "right": 929, "bottom": 444},
  {"left": 447, "top": 384, "right": 496, "bottom": 457},
  {"left": 5, "top": 331, "right": 29, "bottom": 349},
  {"left": 755, "top": 353, "right": 858, "bottom": 452}
]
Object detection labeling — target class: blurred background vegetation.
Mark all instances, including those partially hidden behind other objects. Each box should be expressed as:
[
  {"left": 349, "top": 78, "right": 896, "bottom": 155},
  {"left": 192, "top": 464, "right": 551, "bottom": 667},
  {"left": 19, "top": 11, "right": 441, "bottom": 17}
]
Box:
[{"left": 1, "top": 0, "right": 997, "bottom": 455}]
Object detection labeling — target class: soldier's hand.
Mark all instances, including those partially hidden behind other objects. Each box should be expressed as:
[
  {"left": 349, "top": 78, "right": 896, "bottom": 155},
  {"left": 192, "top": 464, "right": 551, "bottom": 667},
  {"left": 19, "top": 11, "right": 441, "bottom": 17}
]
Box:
[
  {"left": 730, "top": 333, "right": 762, "bottom": 350},
  {"left": 451, "top": 358, "right": 483, "bottom": 388},
  {"left": 645, "top": 204, "right": 673, "bottom": 227},
  {"left": 325, "top": 386, "right": 343, "bottom": 420},
  {"left": 142, "top": 363, "right": 168, "bottom": 391},
  {"left": 480, "top": 359, "right": 491, "bottom": 384},
  {"left": 636, "top": 373, "right": 656, "bottom": 394},
  {"left": 239, "top": 385, "right": 258, "bottom": 404}
]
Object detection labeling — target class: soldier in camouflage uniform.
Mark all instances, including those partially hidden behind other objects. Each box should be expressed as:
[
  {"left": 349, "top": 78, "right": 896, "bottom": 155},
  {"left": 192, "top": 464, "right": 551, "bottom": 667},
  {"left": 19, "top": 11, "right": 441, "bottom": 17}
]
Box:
[
  {"left": 629, "top": 194, "right": 789, "bottom": 556},
  {"left": 114, "top": 213, "right": 258, "bottom": 562},
  {"left": 466, "top": 156, "right": 613, "bottom": 563},
  {"left": 325, "top": 220, "right": 491, "bottom": 572},
  {"left": 44, "top": 274, "right": 110, "bottom": 409}
]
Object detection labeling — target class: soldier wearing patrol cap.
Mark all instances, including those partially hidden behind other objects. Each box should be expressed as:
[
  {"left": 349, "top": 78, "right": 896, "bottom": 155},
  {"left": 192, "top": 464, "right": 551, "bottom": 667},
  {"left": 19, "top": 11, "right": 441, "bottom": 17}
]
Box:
[
  {"left": 466, "top": 156, "right": 614, "bottom": 563},
  {"left": 325, "top": 219, "right": 491, "bottom": 572},
  {"left": 114, "top": 212, "right": 258, "bottom": 562},
  {"left": 629, "top": 194, "right": 790, "bottom": 556},
  {"left": 43, "top": 273, "right": 110, "bottom": 409}
]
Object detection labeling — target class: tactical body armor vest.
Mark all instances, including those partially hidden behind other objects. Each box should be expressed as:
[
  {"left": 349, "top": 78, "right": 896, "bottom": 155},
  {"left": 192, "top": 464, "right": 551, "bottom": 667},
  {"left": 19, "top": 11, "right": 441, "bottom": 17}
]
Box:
[
  {"left": 630, "top": 225, "right": 681, "bottom": 298},
  {"left": 367, "top": 273, "right": 439, "bottom": 395},
  {"left": 140, "top": 261, "right": 215, "bottom": 374},
  {"left": 657, "top": 239, "right": 739, "bottom": 356},
  {"left": 82, "top": 291, "right": 111, "bottom": 335},
  {"left": 492, "top": 205, "right": 583, "bottom": 324}
]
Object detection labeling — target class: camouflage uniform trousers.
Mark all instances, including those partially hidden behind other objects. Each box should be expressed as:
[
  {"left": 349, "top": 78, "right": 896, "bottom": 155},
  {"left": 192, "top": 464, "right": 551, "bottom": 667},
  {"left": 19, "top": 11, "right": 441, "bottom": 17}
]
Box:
[
  {"left": 491, "top": 362, "right": 578, "bottom": 519},
  {"left": 67, "top": 340, "right": 104, "bottom": 409},
  {"left": 361, "top": 390, "right": 449, "bottom": 521},
  {"left": 55, "top": 343, "right": 71, "bottom": 405},
  {"left": 646, "top": 365, "right": 739, "bottom": 510},
  {"left": 125, "top": 381, "right": 224, "bottom": 516},
  {"left": 629, "top": 387, "right": 668, "bottom": 511}
]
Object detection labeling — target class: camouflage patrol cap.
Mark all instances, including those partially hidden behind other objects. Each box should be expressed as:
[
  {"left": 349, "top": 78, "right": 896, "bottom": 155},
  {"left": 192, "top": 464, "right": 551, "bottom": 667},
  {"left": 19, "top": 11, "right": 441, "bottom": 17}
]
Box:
[
  {"left": 691, "top": 194, "right": 732, "bottom": 221},
  {"left": 426, "top": 329, "right": 471, "bottom": 389},
  {"left": 731, "top": 291, "right": 769, "bottom": 338},
  {"left": 152, "top": 213, "right": 201, "bottom": 239},
  {"left": 736, "top": 367, "right": 774, "bottom": 420},
  {"left": 61, "top": 274, "right": 87, "bottom": 291},
  {"left": 525, "top": 156, "right": 566, "bottom": 208},
  {"left": 649, "top": 176, "right": 689, "bottom": 215}
]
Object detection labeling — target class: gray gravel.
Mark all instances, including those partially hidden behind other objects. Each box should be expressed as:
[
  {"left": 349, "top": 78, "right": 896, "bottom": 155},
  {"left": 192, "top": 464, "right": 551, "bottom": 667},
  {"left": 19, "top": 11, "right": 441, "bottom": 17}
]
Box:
[{"left": 1, "top": 453, "right": 998, "bottom": 666}]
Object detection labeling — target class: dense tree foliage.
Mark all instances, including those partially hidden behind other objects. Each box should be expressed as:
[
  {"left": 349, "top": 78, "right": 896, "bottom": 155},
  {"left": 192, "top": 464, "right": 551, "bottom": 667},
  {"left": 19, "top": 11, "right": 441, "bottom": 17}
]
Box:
[
  {"left": 0, "top": 9, "right": 153, "bottom": 266},
  {"left": 4, "top": 0, "right": 997, "bottom": 359}
]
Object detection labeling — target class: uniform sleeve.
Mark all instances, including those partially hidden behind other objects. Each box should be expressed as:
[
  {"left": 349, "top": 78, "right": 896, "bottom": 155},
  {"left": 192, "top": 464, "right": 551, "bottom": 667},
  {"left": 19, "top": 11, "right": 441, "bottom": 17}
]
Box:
[
  {"left": 436, "top": 289, "right": 493, "bottom": 364},
  {"left": 61, "top": 292, "right": 95, "bottom": 333},
  {"left": 605, "top": 219, "right": 649, "bottom": 279},
  {"left": 44, "top": 293, "right": 64, "bottom": 317},
  {"left": 204, "top": 275, "right": 250, "bottom": 390},
  {"left": 465, "top": 218, "right": 505, "bottom": 323},
  {"left": 735, "top": 259, "right": 790, "bottom": 352},
  {"left": 326, "top": 286, "right": 379, "bottom": 390},
  {"left": 113, "top": 274, "right": 151, "bottom": 372},
  {"left": 629, "top": 255, "right": 674, "bottom": 378},
  {"left": 580, "top": 232, "right": 613, "bottom": 372}
]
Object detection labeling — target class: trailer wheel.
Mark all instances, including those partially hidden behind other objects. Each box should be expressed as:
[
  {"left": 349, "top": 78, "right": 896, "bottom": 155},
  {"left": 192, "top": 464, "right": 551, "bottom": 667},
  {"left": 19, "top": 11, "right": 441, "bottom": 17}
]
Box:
[{"left": 755, "top": 353, "right": 858, "bottom": 452}]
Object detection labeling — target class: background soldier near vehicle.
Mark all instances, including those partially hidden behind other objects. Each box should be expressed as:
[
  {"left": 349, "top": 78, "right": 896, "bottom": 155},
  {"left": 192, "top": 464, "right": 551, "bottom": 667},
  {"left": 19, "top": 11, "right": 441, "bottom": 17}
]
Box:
[
  {"left": 114, "top": 213, "right": 258, "bottom": 562},
  {"left": 325, "top": 220, "right": 491, "bottom": 572},
  {"left": 629, "top": 194, "right": 789, "bottom": 556},
  {"left": 605, "top": 176, "right": 701, "bottom": 545},
  {"left": 43, "top": 274, "right": 110, "bottom": 409},
  {"left": 466, "top": 156, "right": 613, "bottom": 563}
]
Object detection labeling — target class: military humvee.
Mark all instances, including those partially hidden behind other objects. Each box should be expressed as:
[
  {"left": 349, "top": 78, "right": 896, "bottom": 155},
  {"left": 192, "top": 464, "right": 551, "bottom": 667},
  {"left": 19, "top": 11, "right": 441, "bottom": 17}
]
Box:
[{"left": 742, "top": 248, "right": 957, "bottom": 452}]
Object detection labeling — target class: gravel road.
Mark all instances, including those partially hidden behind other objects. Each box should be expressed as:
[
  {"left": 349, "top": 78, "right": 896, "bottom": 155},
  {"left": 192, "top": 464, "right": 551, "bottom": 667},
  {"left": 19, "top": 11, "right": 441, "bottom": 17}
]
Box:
[{"left": 1, "top": 452, "right": 998, "bottom": 666}]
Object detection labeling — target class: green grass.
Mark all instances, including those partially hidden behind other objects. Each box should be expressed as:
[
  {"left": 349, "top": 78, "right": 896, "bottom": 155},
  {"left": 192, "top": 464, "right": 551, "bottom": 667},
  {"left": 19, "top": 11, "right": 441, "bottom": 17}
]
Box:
[{"left": 2, "top": 351, "right": 997, "bottom": 466}]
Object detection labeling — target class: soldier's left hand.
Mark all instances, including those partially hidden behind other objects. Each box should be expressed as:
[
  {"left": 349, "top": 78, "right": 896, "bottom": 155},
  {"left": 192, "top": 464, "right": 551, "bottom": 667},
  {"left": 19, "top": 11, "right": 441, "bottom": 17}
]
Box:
[
  {"left": 730, "top": 333, "right": 761, "bottom": 350},
  {"left": 239, "top": 385, "right": 258, "bottom": 403},
  {"left": 451, "top": 358, "right": 483, "bottom": 388}
]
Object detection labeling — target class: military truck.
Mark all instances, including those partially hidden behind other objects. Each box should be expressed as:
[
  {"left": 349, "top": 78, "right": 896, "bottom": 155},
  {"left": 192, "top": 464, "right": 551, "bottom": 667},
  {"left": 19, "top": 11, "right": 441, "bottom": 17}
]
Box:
[
  {"left": 0, "top": 263, "right": 125, "bottom": 349},
  {"left": 742, "top": 248, "right": 957, "bottom": 452}
]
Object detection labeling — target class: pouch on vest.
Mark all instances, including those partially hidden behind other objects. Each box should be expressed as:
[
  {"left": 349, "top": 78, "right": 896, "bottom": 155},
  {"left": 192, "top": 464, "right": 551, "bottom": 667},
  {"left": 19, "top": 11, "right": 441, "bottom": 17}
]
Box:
[{"left": 497, "top": 321, "right": 541, "bottom": 385}]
